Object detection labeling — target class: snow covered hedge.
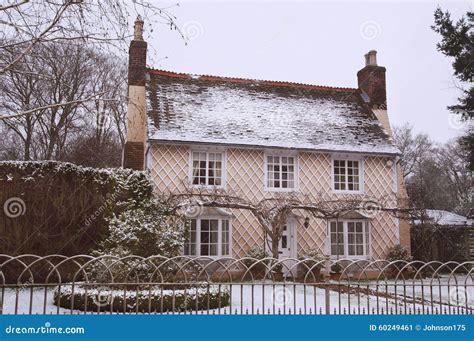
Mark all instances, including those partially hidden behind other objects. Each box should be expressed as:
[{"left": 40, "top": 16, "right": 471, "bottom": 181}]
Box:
[
  {"left": 53, "top": 284, "right": 230, "bottom": 313},
  {"left": 0, "top": 161, "right": 158, "bottom": 256}
]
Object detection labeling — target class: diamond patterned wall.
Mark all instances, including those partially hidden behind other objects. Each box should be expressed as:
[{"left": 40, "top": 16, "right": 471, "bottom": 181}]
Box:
[
  {"left": 149, "top": 145, "right": 400, "bottom": 259},
  {"left": 149, "top": 145, "right": 188, "bottom": 193}
]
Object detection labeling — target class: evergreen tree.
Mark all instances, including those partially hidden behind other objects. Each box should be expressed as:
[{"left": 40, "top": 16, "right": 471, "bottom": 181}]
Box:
[{"left": 432, "top": 8, "right": 473, "bottom": 170}]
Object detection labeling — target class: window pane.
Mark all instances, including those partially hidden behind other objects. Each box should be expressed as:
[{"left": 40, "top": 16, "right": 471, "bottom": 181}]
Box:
[
  {"left": 222, "top": 220, "right": 229, "bottom": 256},
  {"left": 267, "top": 155, "right": 295, "bottom": 189},
  {"left": 334, "top": 159, "right": 360, "bottom": 191},
  {"left": 365, "top": 222, "right": 370, "bottom": 256},
  {"left": 330, "top": 221, "right": 345, "bottom": 256},
  {"left": 191, "top": 151, "right": 223, "bottom": 187},
  {"left": 184, "top": 219, "right": 197, "bottom": 256},
  {"left": 348, "top": 245, "right": 355, "bottom": 256},
  {"left": 347, "top": 221, "right": 365, "bottom": 257}
]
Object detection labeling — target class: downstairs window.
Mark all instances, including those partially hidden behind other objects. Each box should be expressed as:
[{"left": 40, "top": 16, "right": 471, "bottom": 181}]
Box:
[
  {"left": 329, "top": 220, "right": 370, "bottom": 258},
  {"left": 184, "top": 218, "right": 231, "bottom": 257}
]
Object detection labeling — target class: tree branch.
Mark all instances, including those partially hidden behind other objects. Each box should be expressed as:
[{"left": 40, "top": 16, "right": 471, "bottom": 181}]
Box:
[{"left": 0, "top": 91, "right": 117, "bottom": 120}]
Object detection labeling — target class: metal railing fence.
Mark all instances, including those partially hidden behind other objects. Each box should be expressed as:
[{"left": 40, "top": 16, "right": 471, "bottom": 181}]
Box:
[{"left": 0, "top": 255, "right": 472, "bottom": 315}]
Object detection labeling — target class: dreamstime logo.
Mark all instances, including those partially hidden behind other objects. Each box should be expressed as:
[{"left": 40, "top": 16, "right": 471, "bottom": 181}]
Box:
[
  {"left": 359, "top": 20, "right": 382, "bottom": 40},
  {"left": 272, "top": 287, "right": 293, "bottom": 306},
  {"left": 372, "top": 101, "right": 387, "bottom": 110},
  {"left": 92, "top": 286, "right": 113, "bottom": 308},
  {"left": 184, "top": 200, "right": 204, "bottom": 218},
  {"left": 182, "top": 20, "right": 204, "bottom": 41},
  {"left": 3, "top": 197, "right": 26, "bottom": 218},
  {"left": 270, "top": 112, "right": 293, "bottom": 128},
  {"left": 449, "top": 287, "right": 470, "bottom": 306},
  {"left": 360, "top": 200, "right": 381, "bottom": 218},
  {"left": 84, "top": 192, "right": 119, "bottom": 227},
  {"left": 448, "top": 113, "right": 470, "bottom": 130}
]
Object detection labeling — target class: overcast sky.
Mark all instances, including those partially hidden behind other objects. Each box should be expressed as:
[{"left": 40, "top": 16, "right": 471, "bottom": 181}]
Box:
[{"left": 145, "top": 0, "right": 472, "bottom": 143}]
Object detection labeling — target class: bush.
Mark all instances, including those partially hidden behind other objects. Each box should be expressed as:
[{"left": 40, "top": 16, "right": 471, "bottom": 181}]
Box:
[
  {"left": 385, "top": 244, "right": 412, "bottom": 263},
  {"left": 299, "top": 248, "right": 325, "bottom": 280},
  {"left": 331, "top": 263, "right": 343, "bottom": 274},
  {"left": 243, "top": 247, "right": 270, "bottom": 273},
  {"left": 385, "top": 244, "right": 414, "bottom": 277},
  {"left": 90, "top": 198, "right": 186, "bottom": 283},
  {"left": 54, "top": 284, "right": 230, "bottom": 313},
  {"left": 299, "top": 248, "right": 325, "bottom": 265}
]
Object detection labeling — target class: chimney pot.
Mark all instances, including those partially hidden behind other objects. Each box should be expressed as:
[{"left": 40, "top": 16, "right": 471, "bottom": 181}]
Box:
[
  {"left": 365, "top": 50, "right": 377, "bottom": 66},
  {"left": 134, "top": 15, "right": 144, "bottom": 41}
]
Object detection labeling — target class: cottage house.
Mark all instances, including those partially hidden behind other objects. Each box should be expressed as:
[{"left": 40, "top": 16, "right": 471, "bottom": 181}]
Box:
[{"left": 122, "top": 18, "right": 410, "bottom": 261}]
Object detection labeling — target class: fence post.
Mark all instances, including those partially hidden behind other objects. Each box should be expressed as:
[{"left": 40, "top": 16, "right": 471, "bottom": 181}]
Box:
[{"left": 324, "top": 256, "right": 331, "bottom": 315}]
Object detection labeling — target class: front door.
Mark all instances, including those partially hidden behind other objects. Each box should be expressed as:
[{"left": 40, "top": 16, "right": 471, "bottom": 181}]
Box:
[{"left": 278, "top": 220, "right": 297, "bottom": 277}]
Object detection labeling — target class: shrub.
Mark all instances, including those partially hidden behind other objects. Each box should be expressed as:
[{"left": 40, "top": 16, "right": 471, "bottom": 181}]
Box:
[
  {"left": 54, "top": 284, "right": 230, "bottom": 313},
  {"left": 299, "top": 248, "right": 325, "bottom": 279},
  {"left": 385, "top": 244, "right": 414, "bottom": 277},
  {"left": 385, "top": 244, "right": 412, "bottom": 263},
  {"left": 90, "top": 198, "right": 186, "bottom": 283},
  {"left": 299, "top": 248, "right": 325, "bottom": 264},
  {"left": 331, "top": 263, "right": 343, "bottom": 274},
  {"left": 243, "top": 247, "right": 270, "bottom": 273}
]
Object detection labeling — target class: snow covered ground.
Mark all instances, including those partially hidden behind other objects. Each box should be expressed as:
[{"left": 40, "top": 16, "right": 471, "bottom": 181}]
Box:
[
  {"left": 350, "top": 275, "right": 473, "bottom": 309},
  {"left": 1, "top": 279, "right": 472, "bottom": 315}
]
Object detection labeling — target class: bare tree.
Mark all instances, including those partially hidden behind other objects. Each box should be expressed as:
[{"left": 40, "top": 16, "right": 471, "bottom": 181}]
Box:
[
  {"left": 0, "top": 0, "right": 183, "bottom": 121},
  {"left": 393, "top": 124, "right": 433, "bottom": 178},
  {"left": 436, "top": 140, "right": 473, "bottom": 215},
  {"left": 403, "top": 136, "right": 473, "bottom": 216},
  {"left": 0, "top": 42, "right": 127, "bottom": 162},
  {"left": 83, "top": 54, "right": 128, "bottom": 146},
  {"left": 0, "top": 1, "right": 182, "bottom": 74},
  {"left": 0, "top": 43, "right": 43, "bottom": 159}
]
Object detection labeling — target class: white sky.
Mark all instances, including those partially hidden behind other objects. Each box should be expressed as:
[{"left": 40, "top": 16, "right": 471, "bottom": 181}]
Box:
[{"left": 145, "top": 0, "right": 472, "bottom": 143}]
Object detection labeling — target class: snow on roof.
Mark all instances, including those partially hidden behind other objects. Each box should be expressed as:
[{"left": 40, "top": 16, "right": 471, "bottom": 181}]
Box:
[
  {"left": 413, "top": 209, "right": 470, "bottom": 226},
  {"left": 146, "top": 69, "right": 399, "bottom": 155}
]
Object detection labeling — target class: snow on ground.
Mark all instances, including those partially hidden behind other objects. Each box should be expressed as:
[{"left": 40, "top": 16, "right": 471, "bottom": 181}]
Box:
[
  {"left": 1, "top": 279, "right": 472, "bottom": 315},
  {"left": 350, "top": 275, "right": 473, "bottom": 309}
]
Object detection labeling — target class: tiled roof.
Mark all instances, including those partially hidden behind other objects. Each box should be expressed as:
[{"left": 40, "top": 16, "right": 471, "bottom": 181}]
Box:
[{"left": 146, "top": 69, "right": 399, "bottom": 155}]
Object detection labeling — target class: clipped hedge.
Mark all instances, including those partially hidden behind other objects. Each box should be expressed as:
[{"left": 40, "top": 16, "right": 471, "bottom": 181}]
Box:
[
  {"left": 0, "top": 161, "right": 153, "bottom": 256},
  {"left": 53, "top": 284, "right": 230, "bottom": 313}
]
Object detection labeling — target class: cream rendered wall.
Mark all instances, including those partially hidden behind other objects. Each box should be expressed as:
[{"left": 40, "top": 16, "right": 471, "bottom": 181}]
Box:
[
  {"left": 126, "top": 86, "right": 147, "bottom": 142},
  {"left": 149, "top": 144, "right": 399, "bottom": 259}
]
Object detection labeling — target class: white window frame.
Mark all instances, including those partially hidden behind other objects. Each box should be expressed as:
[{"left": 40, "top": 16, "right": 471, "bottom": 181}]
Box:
[
  {"left": 183, "top": 216, "right": 233, "bottom": 258},
  {"left": 331, "top": 154, "right": 364, "bottom": 194},
  {"left": 327, "top": 219, "right": 371, "bottom": 259},
  {"left": 189, "top": 146, "right": 227, "bottom": 189},
  {"left": 264, "top": 150, "right": 299, "bottom": 192}
]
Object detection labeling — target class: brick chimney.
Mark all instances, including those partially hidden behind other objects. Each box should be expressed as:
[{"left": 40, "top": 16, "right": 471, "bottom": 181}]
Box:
[
  {"left": 357, "top": 50, "right": 386, "bottom": 110},
  {"left": 357, "top": 51, "right": 411, "bottom": 254},
  {"left": 122, "top": 16, "right": 147, "bottom": 171},
  {"left": 357, "top": 50, "right": 392, "bottom": 136}
]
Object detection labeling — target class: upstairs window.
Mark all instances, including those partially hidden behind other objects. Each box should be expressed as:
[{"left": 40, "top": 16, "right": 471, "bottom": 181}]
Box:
[
  {"left": 333, "top": 158, "right": 362, "bottom": 192},
  {"left": 191, "top": 151, "right": 224, "bottom": 187},
  {"left": 266, "top": 155, "right": 297, "bottom": 190}
]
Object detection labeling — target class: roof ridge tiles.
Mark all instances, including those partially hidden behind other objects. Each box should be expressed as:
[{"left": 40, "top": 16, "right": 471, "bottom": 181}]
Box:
[{"left": 146, "top": 68, "right": 358, "bottom": 93}]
